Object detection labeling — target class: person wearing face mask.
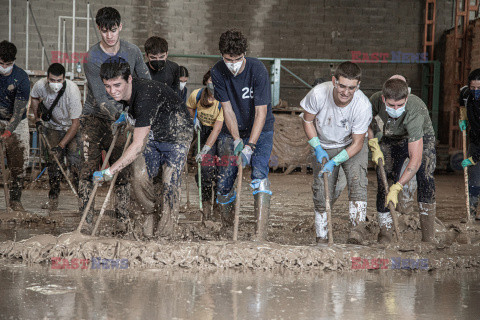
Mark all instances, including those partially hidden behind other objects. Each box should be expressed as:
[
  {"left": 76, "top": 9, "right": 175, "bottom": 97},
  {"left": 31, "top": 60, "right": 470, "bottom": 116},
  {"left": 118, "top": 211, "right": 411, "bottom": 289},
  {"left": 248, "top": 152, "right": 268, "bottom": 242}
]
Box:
[
  {"left": 368, "top": 77, "right": 436, "bottom": 243},
  {"left": 0, "top": 40, "right": 30, "bottom": 212},
  {"left": 186, "top": 70, "right": 223, "bottom": 222},
  {"left": 144, "top": 36, "right": 180, "bottom": 95},
  {"left": 211, "top": 29, "right": 275, "bottom": 241},
  {"left": 301, "top": 62, "right": 372, "bottom": 245},
  {"left": 459, "top": 68, "right": 480, "bottom": 220},
  {"left": 179, "top": 66, "right": 189, "bottom": 103},
  {"left": 30, "top": 63, "right": 82, "bottom": 212}
]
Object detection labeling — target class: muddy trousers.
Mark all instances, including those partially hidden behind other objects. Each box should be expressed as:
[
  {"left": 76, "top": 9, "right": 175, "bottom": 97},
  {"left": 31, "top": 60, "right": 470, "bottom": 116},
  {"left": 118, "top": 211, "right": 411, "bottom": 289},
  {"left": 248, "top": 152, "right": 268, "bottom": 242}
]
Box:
[
  {"left": 133, "top": 140, "right": 189, "bottom": 237},
  {"left": 195, "top": 126, "right": 219, "bottom": 202},
  {"left": 1, "top": 119, "right": 29, "bottom": 202},
  {"left": 376, "top": 135, "right": 436, "bottom": 231},
  {"left": 467, "top": 141, "right": 480, "bottom": 217},
  {"left": 312, "top": 141, "right": 368, "bottom": 239},
  {"left": 44, "top": 128, "right": 80, "bottom": 200},
  {"left": 78, "top": 115, "right": 131, "bottom": 220}
]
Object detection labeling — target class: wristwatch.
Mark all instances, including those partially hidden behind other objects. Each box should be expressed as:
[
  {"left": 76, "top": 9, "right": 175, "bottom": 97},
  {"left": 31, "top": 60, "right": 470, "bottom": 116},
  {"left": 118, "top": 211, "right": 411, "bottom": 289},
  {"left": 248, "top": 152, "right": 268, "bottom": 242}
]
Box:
[{"left": 246, "top": 142, "right": 257, "bottom": 151}]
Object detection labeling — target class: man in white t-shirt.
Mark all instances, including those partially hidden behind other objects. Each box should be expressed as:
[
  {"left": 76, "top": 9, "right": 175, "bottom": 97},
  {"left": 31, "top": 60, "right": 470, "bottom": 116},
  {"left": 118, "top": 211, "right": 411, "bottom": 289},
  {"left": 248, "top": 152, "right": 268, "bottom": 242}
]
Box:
[
  {"left": 300, "top": 61, "right": 372, "bottom": 244},
  {"left": 31, "top": 63, "right": 82, "bottom": 212}
]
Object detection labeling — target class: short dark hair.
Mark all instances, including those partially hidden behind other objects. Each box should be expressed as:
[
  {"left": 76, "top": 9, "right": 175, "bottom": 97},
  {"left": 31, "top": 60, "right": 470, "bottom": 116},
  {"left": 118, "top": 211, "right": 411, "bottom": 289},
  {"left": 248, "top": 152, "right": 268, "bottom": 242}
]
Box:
[
  {"left": 144, "top": 36, "right": 168, "bottom": 55},
  {"left": 219, "top": 29, "right": 248, "bottom": 56},
  {"left": 179, "top": 66, "right": 189, "bottom": 78},
  {"left": 100, "top": 57, "right": 131, "bottom": 82},
  {"left": 382, "top": 78, "right": 409, "bottom": 101},
  {"left": 0, "top": 41, "right": 17, "bottom": 62},
  {"left": 334, "top": 62, "right": 362, "bottom": 81},
  {"left": 96, "top": 7, "right": 121, "bottom": 30},
  {"left": 468, "top": 68, "right": 480, "bottom": 86},
  {"left": 47, "top": 63, "right": 65, "bottom": 77}
]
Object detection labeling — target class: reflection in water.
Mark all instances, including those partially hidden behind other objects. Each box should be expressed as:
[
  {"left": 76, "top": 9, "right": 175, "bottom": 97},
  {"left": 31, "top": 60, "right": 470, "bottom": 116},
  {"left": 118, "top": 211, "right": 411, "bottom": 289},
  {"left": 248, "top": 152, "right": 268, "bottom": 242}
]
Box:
[{"left": 0, "top": 261, "right": 479, "bottom": 319}]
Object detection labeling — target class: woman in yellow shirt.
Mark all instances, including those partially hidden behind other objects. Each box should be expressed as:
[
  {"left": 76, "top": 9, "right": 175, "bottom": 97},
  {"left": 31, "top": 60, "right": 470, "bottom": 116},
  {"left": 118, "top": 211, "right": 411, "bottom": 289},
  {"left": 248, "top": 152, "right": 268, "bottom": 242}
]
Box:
[{"left": 187, "top": 70, "right": 224, "bottom": 221}]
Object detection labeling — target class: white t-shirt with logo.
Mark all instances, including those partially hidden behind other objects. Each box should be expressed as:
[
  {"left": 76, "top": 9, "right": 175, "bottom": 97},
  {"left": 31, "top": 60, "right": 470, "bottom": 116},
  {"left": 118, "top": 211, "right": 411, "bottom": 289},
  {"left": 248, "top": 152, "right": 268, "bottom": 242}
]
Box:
[
  {"left": 31, "top": 78, "right": 82, "bottom": 131},
  {"left": 300, "top": 82, "right": 372, "bottom": 149}
]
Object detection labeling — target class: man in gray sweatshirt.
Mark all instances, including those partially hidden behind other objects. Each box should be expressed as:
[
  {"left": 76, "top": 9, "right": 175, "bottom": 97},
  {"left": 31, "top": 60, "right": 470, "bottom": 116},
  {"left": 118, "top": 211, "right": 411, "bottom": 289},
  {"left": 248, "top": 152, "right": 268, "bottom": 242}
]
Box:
[{"left": 80, "top": 7, "right": 150, "bottom": 231}]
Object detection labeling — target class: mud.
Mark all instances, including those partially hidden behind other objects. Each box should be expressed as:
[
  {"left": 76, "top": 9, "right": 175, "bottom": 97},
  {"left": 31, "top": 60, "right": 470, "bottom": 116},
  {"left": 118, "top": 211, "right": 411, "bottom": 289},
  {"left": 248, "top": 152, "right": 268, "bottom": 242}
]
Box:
[{"left": 1, "top": 171, "right": 480, "bottom": 272}]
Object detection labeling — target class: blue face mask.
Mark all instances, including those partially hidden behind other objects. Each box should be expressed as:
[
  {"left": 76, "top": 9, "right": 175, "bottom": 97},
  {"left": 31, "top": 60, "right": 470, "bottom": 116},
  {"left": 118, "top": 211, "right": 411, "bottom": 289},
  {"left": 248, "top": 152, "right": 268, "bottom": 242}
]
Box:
[
  {"left": 385, "top": 104, "right": 406, "bottom": 118},
  {"left": 472, "top": 89, "right": 480, "bottom": 101}
]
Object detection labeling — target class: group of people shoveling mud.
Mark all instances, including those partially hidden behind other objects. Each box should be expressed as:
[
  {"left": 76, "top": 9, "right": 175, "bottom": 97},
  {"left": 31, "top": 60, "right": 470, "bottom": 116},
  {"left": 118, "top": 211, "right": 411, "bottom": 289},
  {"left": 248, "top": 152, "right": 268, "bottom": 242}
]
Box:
[{"left": 1, "top": 7, "right": 480, "bottom": 271}]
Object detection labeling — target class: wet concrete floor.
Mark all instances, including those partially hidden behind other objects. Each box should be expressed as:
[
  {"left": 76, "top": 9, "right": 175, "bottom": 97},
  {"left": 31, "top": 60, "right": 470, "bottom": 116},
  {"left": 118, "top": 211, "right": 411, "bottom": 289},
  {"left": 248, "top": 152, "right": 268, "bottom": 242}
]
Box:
[{"left": 0, "top": 260, "right": 479, "bottom": 319}]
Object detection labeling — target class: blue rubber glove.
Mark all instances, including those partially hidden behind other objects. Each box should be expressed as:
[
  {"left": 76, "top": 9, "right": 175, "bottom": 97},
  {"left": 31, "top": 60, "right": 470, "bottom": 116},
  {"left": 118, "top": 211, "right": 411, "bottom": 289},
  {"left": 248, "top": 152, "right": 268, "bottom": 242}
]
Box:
[
  {"left": 462, "top": 157, "right": 475, "bottom": 168},
  {"left": 233, "top": 139, "right": 244, "bottom": 156},
  {"left": 459, "top": 120, "right": 467, "bottom": 132},
  {"left": 314, "top": 145, "right": 329, "bottom": 164},
  {"left": 111, "top": 112, "right": 127, "bottom": 133},
  {"left": 93, "top": 168, "right": 113, "bottom": 183},
  {"left": 240, "top": 145, "right": 253, "bottom": 167},
  {"left": 320, "top": 159, "right": 337, "bottom": 174}
]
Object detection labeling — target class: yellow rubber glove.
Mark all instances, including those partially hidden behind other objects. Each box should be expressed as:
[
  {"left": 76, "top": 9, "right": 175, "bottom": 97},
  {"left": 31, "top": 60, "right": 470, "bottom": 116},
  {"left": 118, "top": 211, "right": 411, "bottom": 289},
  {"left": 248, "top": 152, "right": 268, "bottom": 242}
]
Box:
[
  {"left": 386, "top": 182, "right": 403, "bottom": 208},
  {"left": 368, "top": 138, "right": 384, "bottom": 166}
]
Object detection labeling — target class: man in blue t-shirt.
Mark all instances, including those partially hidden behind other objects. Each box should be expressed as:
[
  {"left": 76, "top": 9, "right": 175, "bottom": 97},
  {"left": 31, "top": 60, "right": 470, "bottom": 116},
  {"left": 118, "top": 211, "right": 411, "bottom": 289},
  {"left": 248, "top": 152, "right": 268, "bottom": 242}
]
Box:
[
  {"left": 0, "top": 41, "right": 30, "bottom": 211},
  {"left": 211, "top": 29, "right": 275, "bottom": 241}
]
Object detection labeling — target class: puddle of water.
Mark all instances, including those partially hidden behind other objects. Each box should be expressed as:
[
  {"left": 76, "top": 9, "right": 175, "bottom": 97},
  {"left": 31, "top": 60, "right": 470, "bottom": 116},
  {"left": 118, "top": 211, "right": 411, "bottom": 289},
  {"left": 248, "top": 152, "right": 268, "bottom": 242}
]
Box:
[{"left": 0, "top": 260, "right": 479, "bottom": 320}]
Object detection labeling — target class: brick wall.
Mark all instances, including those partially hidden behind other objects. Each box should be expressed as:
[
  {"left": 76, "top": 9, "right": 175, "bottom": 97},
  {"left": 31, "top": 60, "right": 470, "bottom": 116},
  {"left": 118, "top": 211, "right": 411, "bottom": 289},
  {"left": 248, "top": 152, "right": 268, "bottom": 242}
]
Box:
[{"left": 0, "top": 0, "right": 454, "bottom": 106}]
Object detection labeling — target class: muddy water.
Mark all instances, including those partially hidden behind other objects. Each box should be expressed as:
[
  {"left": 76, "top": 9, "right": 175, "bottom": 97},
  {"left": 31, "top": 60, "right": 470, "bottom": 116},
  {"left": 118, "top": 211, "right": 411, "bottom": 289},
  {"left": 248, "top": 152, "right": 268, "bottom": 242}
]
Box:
[{"left": 0, "top": 260, "right": 479, "bottom": 319}]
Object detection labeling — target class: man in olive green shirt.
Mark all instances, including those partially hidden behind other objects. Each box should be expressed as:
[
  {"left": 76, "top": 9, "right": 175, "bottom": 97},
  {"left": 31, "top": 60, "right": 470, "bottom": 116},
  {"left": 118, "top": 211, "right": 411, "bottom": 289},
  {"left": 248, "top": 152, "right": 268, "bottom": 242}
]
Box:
[{"left": 368, "top": 76, "right": 436, "bottom": 243}]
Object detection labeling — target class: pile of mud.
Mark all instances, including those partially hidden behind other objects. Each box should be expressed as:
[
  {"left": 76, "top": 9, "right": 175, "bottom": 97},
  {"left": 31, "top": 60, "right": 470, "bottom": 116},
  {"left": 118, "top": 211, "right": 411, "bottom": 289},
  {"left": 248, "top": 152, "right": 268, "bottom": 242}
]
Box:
[{"left": 1, "top": 229, "right": 480, "bottom": 272}]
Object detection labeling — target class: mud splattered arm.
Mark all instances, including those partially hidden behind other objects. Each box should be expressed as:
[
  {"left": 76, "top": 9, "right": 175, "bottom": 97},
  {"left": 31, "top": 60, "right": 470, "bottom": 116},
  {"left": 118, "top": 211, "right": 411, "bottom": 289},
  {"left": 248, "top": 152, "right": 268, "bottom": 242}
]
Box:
[
  {"left": 109, "top": 126, "right": 150, "bottom": 175},
  {"left": 205, "top": 120, "right": 223, "bottom": 147},
  {"left": 301, "top": 111, "right": 317, "bottom": 140},
  {"left": 84, "top": 59, "right": 121, "bottom": 120},
  {"left": 221, "top": 101, "right": 241, "bottom": 140},
  {"left": 398, "top": 138, "right": 423, "bottom": 186},
  {"left": 248, "top": 105, "right": 267, "bottom": 144},
  {"left": 5, "top": 99, "right": 28, "bottom": 133}
]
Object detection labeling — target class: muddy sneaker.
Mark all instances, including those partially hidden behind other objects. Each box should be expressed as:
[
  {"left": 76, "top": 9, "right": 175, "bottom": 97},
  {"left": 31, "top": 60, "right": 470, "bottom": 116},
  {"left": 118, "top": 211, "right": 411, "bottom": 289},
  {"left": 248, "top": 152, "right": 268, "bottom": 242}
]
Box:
[
  {"left": 9, "top": 201, "right": 25, "bottom": 212},
  {"left": 347, "top": 222, "right": 368, "bottom": 244},
  {"left": 41, "top": 199, "right": 59, "bottom": 211}
]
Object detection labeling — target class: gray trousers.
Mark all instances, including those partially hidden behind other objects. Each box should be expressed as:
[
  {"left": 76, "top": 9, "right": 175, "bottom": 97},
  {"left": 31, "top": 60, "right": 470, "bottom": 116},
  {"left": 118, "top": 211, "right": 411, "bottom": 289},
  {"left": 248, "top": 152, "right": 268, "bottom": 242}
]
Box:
[{"left": 312, "top": 141, "right": 368, "bottom": 212}]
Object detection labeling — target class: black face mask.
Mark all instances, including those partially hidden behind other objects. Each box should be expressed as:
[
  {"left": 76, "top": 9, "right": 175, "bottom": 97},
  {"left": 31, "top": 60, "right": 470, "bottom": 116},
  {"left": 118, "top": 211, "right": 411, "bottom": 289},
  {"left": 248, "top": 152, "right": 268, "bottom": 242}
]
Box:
[{"left": 150, "top": 60, "right": 166, "bottom": 71}]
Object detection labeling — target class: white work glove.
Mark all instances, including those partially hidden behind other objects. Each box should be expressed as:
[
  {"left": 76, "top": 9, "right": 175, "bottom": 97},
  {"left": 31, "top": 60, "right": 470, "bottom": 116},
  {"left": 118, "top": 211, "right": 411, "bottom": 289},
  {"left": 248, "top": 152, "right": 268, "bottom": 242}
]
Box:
[
  {"left": 194, "top": 118, "right": 201, "bottom": 132},
  {"left": 195, "top": 145, "right": 211, "bottom": 163}
]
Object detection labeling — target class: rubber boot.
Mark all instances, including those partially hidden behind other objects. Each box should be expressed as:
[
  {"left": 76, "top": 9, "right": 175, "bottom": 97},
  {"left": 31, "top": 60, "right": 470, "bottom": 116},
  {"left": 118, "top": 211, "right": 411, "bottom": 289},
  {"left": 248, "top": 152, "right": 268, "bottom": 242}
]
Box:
[
  {"left": 419, "top": 202, "right": 436, "bottom": 242},
  {"left": 315, "top": 210, "right": 328, "bottom": 244},
  {"left": 253, "top": 192, "right": 271, "bottom": 242},
  {"left": 377, "top": 211, "right": 394, "bottom": 244},
  {"left": 217, "top": 191, "right": 236, "bottom": 227},
  {"left": 202, "top": 201, "right": 212, "bottom": 221},
  {"left": 347, "top": 201, "right": 367, "bottom": 244},
  {"left": 9, "top": 201, "right": 25, "bottom": 212},
  {"left": 42, "top": 198, "right": 59, "bottom": 211},
  {"left": 211, "top": 202, "right": 222, "bottom": 222}
]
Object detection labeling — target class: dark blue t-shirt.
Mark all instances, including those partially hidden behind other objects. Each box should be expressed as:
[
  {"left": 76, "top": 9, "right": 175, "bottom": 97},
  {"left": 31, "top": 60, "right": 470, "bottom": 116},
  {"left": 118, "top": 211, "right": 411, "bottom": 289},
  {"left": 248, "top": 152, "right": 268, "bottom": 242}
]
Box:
[
  {"left": 211, "top": 57, "right": 274, "bottom": 136},
  {"left": 0, "top": 65, "right": 30, "bottom": 121}
]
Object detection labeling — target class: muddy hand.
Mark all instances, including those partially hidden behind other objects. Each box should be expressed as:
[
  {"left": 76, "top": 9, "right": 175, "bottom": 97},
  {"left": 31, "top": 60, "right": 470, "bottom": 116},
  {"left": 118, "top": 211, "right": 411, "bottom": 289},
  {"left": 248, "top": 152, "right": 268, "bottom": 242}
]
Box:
[
  {"left": 111, "top": 112, "right": 127, "bottom": 134},
  {"left": 233, "top": 139, "right": 244, "bottom": 156},
  {"left": 93, "top": 168, "right": 113, "bottom": 183},
  {"left": 368, "top": 138, "right": 384, "bottom": 166},
  {"left": 195, "top": 145, "right": 211, "bottom": 163},
  {"left": 320, "top": 159, "right": 337, "bottom": 175},
  {"left": 239, "top": 145, "right": 253, "bottom": 167}
]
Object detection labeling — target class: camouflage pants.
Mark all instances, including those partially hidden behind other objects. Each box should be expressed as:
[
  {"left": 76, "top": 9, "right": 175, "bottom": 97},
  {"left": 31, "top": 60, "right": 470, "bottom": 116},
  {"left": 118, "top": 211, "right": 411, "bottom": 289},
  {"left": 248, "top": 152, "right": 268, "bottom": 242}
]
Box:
[
  {"left": 44, "top": 127, "right": 80, "bottom": 200},
  {"left": 376, "top": 135, "right": 436, "bottom": 212},
  {"left": 78, "top": 115, "right": 131, "bottom": 220},
  {"left": 1, "top": 118, "right": 29, "bottom": 202}
]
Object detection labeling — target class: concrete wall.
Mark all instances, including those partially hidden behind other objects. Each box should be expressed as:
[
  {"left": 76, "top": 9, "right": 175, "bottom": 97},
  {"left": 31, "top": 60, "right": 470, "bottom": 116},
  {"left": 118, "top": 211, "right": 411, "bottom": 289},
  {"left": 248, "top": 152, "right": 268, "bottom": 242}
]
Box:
[{"left": 0, "top": 0, "right": 454, "bottom": 106}]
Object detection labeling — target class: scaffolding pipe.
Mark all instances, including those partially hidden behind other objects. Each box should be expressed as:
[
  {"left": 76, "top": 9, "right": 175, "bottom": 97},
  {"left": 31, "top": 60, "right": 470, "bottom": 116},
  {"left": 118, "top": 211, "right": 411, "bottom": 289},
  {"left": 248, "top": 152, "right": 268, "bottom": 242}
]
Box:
[
  {"left": 8, "top": 0, "right": 12, "bottom": 42},
  {"left": 26, "top": 1, "right": 29, "bottom": 70},
  {"left": 62, "top": 19, "right": 66, "bottom": 71},
  {"left": 57, "top": 16, "right": 62, "bottom": 53},
  {"left": 71, "top": 0, "right": 76, "bottom": 79},
  {"left": 28, "top": 2, "right": 50, "bottom": 67},
  {"left": 86, "top": 3, "right": 90, "bottom": 51}
]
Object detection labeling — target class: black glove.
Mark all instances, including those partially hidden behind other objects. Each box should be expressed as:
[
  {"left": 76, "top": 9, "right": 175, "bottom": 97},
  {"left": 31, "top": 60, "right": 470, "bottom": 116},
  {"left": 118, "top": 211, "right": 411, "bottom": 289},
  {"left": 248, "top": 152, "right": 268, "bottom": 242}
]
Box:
[
  {"left": 50, "top": 145, "right": 64, "bottom": 158},
  {"left": 35, "top": 120, "right": 45, "bottom": 134}
]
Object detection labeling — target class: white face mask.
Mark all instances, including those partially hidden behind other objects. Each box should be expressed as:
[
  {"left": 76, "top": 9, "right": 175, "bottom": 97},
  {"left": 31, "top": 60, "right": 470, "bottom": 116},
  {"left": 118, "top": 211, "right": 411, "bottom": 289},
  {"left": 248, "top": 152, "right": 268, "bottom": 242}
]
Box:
[
  {"left": 225, "top": 58, "right": 244, "bottom": 76},
  {"left": 0, "top": 64, "right": 13, "bottom": 75},
  {"left": 179, "top": 81, "right": 187, "bottom": 90},
  {"left": 384, "top": 99, "right": 407, "bottom": 118},
  {"left": 49, "top": 82, "right": 63, "bottom": 93}
]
